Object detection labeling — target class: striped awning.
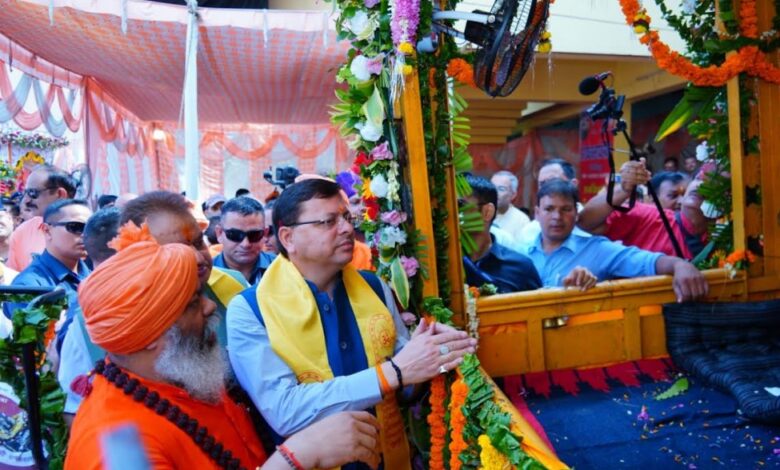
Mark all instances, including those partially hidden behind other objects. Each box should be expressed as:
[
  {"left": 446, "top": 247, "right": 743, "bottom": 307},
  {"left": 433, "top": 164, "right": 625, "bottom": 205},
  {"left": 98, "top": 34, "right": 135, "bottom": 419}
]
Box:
[{"left": 0, "top": 0, "right": 348, "bottom": 124}]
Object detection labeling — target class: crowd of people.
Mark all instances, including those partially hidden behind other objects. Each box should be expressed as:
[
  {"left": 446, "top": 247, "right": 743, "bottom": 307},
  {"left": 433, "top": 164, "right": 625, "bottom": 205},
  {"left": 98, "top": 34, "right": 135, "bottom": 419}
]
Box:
[{"left": 0, "top": 155, "right": 710, "bottom": 468}]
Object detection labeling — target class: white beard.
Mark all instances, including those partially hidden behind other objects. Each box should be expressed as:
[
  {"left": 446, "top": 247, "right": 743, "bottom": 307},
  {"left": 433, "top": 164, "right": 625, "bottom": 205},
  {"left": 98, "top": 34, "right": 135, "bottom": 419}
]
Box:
[{"left": 154, "top": 316, "right": 227, "bottom": 404}]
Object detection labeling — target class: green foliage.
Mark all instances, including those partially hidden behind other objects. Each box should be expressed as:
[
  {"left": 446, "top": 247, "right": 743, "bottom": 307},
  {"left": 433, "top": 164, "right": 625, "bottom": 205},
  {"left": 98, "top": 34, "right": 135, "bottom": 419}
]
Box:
[
  {"left": 655, "top": 86, "right": 721, "bottom": 141},
  {"left": 422, "top": 296, "right": 454, "bottom": 325},
  {"left": 459, "top": 354, "right": 545, "bottom": 469},
  {"left": 655, "top": 377, "right": 690, "bottom": 400},
  {"left": 653, "top": 0, "right": 776, "bottom": 264},
  {"left": 0, "top": 293, "right": 69, "bottom": 470}
]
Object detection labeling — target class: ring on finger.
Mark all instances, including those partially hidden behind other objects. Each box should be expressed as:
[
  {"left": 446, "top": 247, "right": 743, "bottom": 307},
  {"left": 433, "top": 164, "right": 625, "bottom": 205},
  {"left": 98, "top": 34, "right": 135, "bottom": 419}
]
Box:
[
  {"left": 438, "top": 365, "right": 447, "bottom": 374},
  {"left": 439, "top": 344, "right": 449, "bottom": 356}
]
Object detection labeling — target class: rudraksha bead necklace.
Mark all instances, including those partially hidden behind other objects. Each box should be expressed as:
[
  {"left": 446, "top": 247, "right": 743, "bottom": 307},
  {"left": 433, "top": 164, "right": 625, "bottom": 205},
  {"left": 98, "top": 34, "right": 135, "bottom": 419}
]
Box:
[{"left": 93, "top": 360, "right": 246, "bottom": 470}]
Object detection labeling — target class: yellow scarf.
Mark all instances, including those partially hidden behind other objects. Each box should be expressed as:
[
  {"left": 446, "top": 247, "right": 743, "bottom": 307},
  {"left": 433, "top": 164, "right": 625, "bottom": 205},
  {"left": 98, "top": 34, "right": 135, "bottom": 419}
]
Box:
[
  {"left": 257, "top": 256, "right": 411, "bottom": 470},
  {"left": 208, "top": 267, "right": 247, "bottom": 305},
  {"left": 208, "top": 267, "right": 248, "bottom": 345}
]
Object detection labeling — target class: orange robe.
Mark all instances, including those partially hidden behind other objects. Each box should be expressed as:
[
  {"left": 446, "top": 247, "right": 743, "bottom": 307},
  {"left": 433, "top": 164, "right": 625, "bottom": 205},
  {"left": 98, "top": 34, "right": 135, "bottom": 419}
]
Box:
[
  {"left": 66, "top": 372, "right": 267, "bottom": 470},
  {"left": 6, "top": 216, "right": 45, "bottom": 271},
  {"left": 349, "top": 240, "right": 374, "bottom": 271}
]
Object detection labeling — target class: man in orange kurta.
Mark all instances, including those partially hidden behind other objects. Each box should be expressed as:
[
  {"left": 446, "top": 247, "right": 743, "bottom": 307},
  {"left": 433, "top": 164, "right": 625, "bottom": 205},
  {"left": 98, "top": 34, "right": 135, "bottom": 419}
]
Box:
[
  {"left": 66, "top": 224, "right": 381, "bottom": 470},
  {"left": 7, "top": 165, "right": 76, "bottom": 271}
]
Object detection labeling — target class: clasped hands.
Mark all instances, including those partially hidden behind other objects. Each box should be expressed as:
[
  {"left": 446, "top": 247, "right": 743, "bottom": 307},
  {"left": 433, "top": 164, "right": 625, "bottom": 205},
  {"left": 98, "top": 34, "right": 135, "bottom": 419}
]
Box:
[{"left": 390, "top": 318, "right": 477, "bottom": 385}]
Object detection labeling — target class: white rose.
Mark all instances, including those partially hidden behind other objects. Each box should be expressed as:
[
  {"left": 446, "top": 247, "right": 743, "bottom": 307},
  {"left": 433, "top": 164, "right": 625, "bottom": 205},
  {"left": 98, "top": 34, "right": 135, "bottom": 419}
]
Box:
[
  {"left": 369, "top": 173, "right": 389, "bottom": 198},
  {"left": 350, "top": 55, "right": 371, "bottom": 82},
  {"left": 355, "top": 121, "right": 383, "bottom": 142},
  {"left": 696, "top": 141, "right": 710, "bottom": 162},
  {"left": 345, "top": 11, "right": 378, "bottom": 41}
]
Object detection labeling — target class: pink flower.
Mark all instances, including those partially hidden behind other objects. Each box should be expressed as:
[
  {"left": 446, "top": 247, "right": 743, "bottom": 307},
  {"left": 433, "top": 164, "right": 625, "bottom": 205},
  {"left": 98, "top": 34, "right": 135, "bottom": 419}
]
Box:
[
  {"left": 637, "top": 405, "right": 649, "bottom": 422},
  {"left": 400, "top": 255, "right": 419, "bottom": 277},
  {"left": 370, "top": 141, "right": 394, "bottom": 160},
  {"left": 366, "top": 56, "right": 383, "bottom": 75},
  {"left": 380, "top": 210, "right": 407, "bottom": 226},
  {"left": 364, "top": 0, "right": 380, "bottom": 7},
  {"left": 696, "top": 161, "right": 717, "bottom": 181}
]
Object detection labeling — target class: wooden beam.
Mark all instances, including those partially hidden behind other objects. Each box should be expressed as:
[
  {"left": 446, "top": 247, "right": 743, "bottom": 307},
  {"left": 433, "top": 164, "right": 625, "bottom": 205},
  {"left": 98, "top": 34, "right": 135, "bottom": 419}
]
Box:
[
  {"left": 470, "top": 128, "right": 515, "bottom": 137},
  {"left": 756, "top": 0, "right": 780, "bottom": 278},
  {"left": 465, "top": 100, "right": 528, "bottom": 112},
  {"left": 470, "top": 135, "right": 509, "bottom": 145},
  {"left": 463, "top": 109, "right": 525, "bottom": 119},
  {"left": 468, "top": 118, "right": 518, "bottom": 128},
  {"left": 515, "top": 103, "right": 584, "bottom": 133}
]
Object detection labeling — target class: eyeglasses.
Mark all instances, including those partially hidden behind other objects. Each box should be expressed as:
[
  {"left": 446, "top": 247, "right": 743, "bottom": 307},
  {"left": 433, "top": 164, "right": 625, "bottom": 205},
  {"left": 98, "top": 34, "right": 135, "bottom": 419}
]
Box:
[
  {"left": 23, "top": 186, "right": 56, "bottom": 199},
  {"left": 49, "top": 221, "right": 86, "bottom": 235},
  {"left": 288, "top": 212, "right": 355, "bottom": 230},
  {"left": 223, "top": 227, "right": 268, "bottom": 243}
]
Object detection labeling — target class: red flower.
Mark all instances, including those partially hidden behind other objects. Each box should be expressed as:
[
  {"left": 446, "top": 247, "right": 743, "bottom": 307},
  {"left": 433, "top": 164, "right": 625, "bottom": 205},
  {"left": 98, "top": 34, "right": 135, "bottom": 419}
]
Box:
[
  {"left": 351, "top": 151, "right": 374, "bottom": 174},
  {"left": 364, "top": 196, "right": 380, "bottom": 221}
]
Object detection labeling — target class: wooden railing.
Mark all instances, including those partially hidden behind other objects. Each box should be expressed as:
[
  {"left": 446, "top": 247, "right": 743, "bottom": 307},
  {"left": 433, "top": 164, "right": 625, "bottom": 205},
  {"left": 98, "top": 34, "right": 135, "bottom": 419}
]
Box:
[{"left": 473, "top": 269, "right": 748, "bottom": 377}]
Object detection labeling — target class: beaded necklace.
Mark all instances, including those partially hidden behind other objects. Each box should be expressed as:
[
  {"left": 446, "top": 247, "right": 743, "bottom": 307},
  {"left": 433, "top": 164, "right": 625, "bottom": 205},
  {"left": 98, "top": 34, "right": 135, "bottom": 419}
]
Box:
[{"left": 93, "top": 360, "right": 247, "bottom": 470}]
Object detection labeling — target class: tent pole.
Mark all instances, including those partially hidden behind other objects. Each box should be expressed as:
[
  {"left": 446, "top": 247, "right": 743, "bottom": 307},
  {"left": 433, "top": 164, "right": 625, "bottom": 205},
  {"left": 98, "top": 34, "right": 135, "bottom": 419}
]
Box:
[{"left": 183, "top": 0, "right": 200, "bottom": 200}]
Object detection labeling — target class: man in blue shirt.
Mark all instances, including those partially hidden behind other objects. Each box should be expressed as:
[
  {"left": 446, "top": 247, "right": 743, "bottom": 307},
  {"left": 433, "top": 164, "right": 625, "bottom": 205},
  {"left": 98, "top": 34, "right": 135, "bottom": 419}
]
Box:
[
  {"left": 227, "top": 179, "right": 476, "bottom": 470},
  {"left": 4, "top": 199, "right": 92, "bottom": 348},
  {"left": 462, "top": 174, "right": 541, "bottom": 293},
  {"left": 524, "top": 179, "right": 709, "bottom": 302},
  {"left": 214, "top": 197, "right": 275, "bottom": 285},
  {"left": 58, "top": 207, "right": 121, "bottom": 417}
]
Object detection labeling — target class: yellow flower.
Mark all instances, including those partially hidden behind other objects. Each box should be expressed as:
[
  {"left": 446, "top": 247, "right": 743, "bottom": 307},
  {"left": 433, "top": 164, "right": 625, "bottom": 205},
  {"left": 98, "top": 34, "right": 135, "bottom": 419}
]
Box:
[
  {"left": 402, "top": 64, "right": 414, "bottom": 76},
  {"left": 478, "top": 435, "right": 510, "bottom": 470},
  {"left": 398, "top": 42, "right": 415, "bottom": 55},
  {"left": 537, "top": 42, "right": 552, "bottom": 53},
  {"left": 362, "top": 177, "right": 374, "bottom": 198}
]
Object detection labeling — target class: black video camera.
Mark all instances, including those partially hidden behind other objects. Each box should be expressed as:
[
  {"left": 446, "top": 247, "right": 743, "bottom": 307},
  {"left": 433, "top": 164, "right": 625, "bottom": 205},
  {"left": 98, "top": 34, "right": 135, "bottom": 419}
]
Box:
[
  {"left": 263, "top": 166, "right": 300, "bottom": 190},
  {"left": 584, "top": 87, "right": 625, "bottom": 121}
]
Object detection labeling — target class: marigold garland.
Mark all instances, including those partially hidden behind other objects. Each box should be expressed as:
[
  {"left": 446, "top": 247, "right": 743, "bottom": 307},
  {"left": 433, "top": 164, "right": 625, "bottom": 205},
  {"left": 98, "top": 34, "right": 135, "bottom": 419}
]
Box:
[
  {"left": 446, "top": 58, "right": 476, "bottom": 87},
  {"left": 448, "top": 378, "right": 469, "bottom": 470},
  {"left": 427, "top": 374, "right": 447, "bottom": 470},
  {"left": 619, "top": 0, "right": 780, "bottom": 86},
  {"left": 477, "top": 434, "right": 511, "bottom": 469}
]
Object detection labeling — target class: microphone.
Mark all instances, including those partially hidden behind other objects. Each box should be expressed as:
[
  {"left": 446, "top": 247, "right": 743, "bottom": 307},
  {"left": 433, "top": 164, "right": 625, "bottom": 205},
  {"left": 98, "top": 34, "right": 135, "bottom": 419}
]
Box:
[{"left": 578, "top": 71, "right": 612, "bottom": 95}]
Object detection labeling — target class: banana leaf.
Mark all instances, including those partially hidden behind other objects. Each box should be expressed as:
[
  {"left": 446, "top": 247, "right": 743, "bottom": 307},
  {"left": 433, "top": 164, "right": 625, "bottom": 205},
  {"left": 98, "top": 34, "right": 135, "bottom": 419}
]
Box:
[{"left": 655, "top": 86, "right": 720, "bottom": 141}]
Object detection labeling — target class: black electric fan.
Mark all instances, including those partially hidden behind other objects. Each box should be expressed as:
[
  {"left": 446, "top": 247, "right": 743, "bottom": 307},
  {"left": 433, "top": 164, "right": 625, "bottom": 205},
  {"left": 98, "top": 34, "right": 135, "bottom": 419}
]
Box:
[
  {"left": 429, "top": 0, "right": 552, "bottom": 97},
  {"left": 70, "top": 163, "right": 93, "bottom": 200}
]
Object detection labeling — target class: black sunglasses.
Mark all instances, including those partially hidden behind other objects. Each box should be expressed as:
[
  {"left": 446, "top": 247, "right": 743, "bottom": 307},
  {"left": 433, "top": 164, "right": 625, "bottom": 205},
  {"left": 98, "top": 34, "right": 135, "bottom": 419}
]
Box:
[
  {"left": 24, "top": 186, "right": 56, "bottom": 200},
  {"left": 50, "top": 221, "right": 86, "bottom": 235},
  {"left": 224, "top": 227, "right": 267, "bottom": 243}
]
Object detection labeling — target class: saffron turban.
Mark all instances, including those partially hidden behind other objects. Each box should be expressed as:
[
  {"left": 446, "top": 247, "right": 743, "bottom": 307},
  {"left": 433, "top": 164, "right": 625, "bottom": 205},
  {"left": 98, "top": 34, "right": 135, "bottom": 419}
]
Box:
[{"left": 78, "top": 223, "right": 199, "bottom": 355}]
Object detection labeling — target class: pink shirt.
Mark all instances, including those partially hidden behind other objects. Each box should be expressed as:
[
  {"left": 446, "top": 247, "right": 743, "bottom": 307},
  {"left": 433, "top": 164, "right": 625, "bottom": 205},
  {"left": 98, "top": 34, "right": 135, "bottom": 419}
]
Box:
[
  {"left": 605, "top": 203, "right": 693, "bottom": 260},
  {"left": 7, "top": 216, "right": 46, "bottom": 271}
]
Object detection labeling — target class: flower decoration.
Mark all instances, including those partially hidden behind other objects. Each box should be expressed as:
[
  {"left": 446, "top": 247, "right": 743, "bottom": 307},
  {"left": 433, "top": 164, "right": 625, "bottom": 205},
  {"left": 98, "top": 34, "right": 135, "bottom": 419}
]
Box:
[
  {"left": 632, "top": 9, "right": 650, "bottom": 34},
  {"left": 380, "top": 210, "right": 407, "bottom": 226},
  {"left": 427, "top": 375, "right": 447, "bottom": 470},
  {"left": 345, "top": 11, "right": 380, "bottom": 41},
  {"left": 370, "top": 141, "right": 394, "bottom": 160},
  {"left": 399, "top": 255, "right": 419, "bottom": 277},
  {"left": 448, "top": 378, "right": 469, "bottom": 470},
  {"left": 0, "top": 130, "right": 68, "bottom": 151},
  {"left": 446, "top": 58, "right": 476, "bottom": 87},
  {"left": 719, "top": 249, "right": 757, "bottom": 278},
  {"left": 695, "top": 141, "right": 710, "bottom": 162},
  {"left": 537, "top": 30, "right": 552, "bottom": 53},
  {"left": 619, "top": 0, "right": 780, "bottom": 86},
  {"left": 369, "top": 173, "right": 389, "bottom": 198},
  {"left": 478, "top": 434, "right": 511, "bottom": 470}
]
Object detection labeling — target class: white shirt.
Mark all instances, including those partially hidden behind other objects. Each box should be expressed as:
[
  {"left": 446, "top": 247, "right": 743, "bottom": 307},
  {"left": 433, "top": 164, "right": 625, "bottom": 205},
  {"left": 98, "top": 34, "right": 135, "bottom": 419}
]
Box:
[
  {"left": 492, "top": 205, "right": 530, "bottom": 244},
  {"left": 57, "top": 315, "right": 93, "bottom": 414},
  {"left": 517, "top": 202, "right": 588, "bottom": 249}
]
